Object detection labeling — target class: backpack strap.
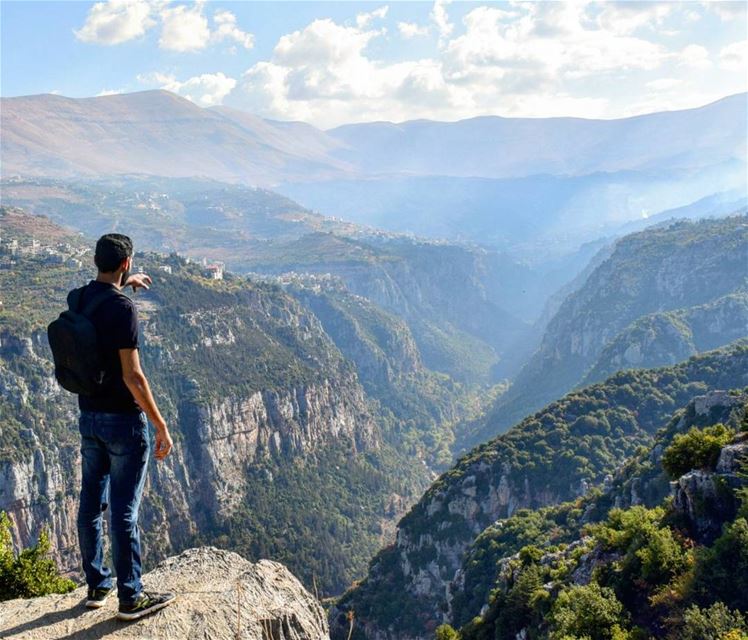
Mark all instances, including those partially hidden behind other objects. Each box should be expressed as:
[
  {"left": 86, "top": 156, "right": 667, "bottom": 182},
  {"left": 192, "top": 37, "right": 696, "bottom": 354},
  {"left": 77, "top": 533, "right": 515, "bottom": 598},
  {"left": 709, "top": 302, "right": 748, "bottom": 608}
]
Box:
[{"left": 77, "top": 284, "right": 126, "bottom": 318}]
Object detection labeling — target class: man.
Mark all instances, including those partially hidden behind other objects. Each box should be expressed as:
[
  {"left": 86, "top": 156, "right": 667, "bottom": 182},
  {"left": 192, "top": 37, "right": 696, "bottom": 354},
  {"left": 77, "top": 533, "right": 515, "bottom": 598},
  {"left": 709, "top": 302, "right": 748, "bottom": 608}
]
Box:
[{"left": 74, "top": 233, "right": 175, "bottom": 621}]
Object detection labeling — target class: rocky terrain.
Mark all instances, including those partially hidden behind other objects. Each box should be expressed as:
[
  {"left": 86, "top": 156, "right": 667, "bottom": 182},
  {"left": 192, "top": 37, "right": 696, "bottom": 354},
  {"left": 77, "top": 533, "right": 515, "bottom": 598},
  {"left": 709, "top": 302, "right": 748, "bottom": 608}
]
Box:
[
  {"left": 0, "top": 208, "right": 460, "bottom": 595},
  {"left": 0, "top": 546, "right": 329, "bottom": 639},
  {"left": 330, "top": 347, "right": 748, "bottom": 638},
  {"left": 469, "top": 215, "right": 748, "bottom": 446}
]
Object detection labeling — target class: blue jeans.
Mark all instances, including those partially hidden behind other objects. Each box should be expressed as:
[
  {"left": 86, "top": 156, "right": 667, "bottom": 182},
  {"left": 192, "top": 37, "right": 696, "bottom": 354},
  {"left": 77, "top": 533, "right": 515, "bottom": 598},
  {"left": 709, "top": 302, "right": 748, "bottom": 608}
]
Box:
[{"left": 77, "top": 411, "right": 150, "bottom": 603}]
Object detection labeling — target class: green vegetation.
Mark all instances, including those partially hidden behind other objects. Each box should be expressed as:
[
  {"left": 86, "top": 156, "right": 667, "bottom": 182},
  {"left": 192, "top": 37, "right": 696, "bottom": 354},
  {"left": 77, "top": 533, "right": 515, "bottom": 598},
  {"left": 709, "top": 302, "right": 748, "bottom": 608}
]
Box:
[
  {"left": 549, "top": 583, "right": 628, "bottom": 640},
  {"left": 207, "top": 439, "right": 424, "bottom": 596},
  {"left": 478, "top": 215, "right": 748, "bottom": 442},
  {"left": 662, "top": 423, "right": 734, "bottom": 479},
  {"left": 337, "top": 347, "right": 748, "bottom": 637},
  {"left": 0, "top": 512, "right": 75, "bottom": 601}
]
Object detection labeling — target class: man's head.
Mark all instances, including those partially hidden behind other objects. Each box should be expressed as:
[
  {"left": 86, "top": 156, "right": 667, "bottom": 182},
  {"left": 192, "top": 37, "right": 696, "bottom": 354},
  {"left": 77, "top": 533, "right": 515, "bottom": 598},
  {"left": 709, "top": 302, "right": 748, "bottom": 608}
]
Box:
[{"left": 95, "top": 233, "right": 133, "bottom": 286}]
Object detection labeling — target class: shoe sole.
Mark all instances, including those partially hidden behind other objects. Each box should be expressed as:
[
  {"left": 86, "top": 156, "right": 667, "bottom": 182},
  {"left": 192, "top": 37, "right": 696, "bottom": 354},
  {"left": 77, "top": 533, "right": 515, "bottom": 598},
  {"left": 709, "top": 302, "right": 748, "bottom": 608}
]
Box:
[
  {"left": 85, "top": 595, "right": 111, "bottom": 609},
  {"left": 116, "top": 596, "right": 176, "bottom": 621}
]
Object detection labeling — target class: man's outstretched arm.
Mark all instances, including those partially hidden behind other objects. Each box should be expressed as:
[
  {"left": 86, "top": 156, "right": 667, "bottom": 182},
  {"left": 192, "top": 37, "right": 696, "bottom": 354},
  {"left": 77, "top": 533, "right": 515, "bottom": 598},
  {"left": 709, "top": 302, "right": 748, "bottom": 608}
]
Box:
[{"left": 120, "top": 347, "right": 173, "bottom": 460}]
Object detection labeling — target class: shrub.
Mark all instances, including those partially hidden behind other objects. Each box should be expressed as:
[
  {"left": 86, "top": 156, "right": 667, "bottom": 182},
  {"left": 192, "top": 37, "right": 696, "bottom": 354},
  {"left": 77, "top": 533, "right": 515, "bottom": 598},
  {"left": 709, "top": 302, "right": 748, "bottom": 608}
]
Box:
[
  {"left": 0, "top": 512, "right": 76, "bottom": 601},
  {"left": 435, "top": 624, "right": 460, "bottom": 640},
  {"left": 691, "top": 518, "right": 748, "bottom": 612},
  {"left": 550, "top": 582, "right": 627, "bottom": 640},
  {"left": 662, "top": 424, "right": 734, "bottom": 480},
  {"left": 681, "top": 602, "right": 747, "bottom": 640}
]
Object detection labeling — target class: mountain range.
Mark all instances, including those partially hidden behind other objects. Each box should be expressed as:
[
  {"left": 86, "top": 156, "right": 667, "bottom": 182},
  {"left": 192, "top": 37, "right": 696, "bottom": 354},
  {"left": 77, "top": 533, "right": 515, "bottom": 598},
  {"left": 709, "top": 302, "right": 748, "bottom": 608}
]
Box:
[{"left": 3, "top": 91, "right": 746, "bottom": 254}]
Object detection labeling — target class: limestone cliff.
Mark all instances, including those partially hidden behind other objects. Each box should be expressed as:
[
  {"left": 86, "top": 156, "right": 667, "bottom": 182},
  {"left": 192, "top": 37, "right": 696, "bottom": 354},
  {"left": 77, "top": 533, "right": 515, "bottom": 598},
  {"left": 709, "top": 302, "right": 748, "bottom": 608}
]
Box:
[
  {"left": 0, "top": 227, "right": 422, "bottom": 596},
  {"left": 473, "top": 215, "right": 748, "bottom": 444}
]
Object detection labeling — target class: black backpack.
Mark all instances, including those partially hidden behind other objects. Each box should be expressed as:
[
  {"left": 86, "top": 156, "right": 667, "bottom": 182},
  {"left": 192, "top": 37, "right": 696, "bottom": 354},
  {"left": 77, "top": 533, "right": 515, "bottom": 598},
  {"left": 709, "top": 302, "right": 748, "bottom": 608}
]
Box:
[{"left": 47, "top": 285, "right": 123, "bottom": 395}]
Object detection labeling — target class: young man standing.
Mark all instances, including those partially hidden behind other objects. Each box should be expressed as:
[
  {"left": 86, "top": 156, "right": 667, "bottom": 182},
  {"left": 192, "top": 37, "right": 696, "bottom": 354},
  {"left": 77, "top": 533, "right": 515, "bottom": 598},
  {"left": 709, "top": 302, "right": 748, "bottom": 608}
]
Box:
[{"left": 74, "top": 233, "right": 176, "bottom": 620}]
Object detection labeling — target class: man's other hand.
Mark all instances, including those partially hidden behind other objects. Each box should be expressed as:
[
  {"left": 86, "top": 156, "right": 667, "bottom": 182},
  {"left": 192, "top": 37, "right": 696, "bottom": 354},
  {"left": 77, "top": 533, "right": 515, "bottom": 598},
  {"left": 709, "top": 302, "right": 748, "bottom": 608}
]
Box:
[
  {"left": 124, "top": 273, "right": 152, "bottom": 293},
  {"left": 154, "top": 426, "right": 173, "bottom": 461}
]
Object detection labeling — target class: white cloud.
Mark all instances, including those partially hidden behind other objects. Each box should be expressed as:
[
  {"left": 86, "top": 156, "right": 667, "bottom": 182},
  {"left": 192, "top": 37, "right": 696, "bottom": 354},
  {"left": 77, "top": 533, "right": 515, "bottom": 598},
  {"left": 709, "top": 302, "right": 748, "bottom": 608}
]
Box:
[
  {"left": 703, "top": 1, "right": 747, "bottom": 22},
  {"left": 159, "top": 2, "right": 210, "bottom": 52},
  {"left": 221, "top": 1, "right": 743, "bottom": 127},
  {"left": 74, "top": 0, "right": 155, "bottom": 45},
  {"left": 720, "top": 40, "right": 748, "bottom": 72},
  {"left": 594, "top": 2, "right": 674, "bottom": 36},
  {"left": 430, "top": 0, "right": 453, "bottom": 40},
  {"left": 138, "top": 71, "right": 236, "bottom": 105},
  {"left": 398, "top": 21, "right": 429, "bottom": 39},
  {"left": 96, "top": 88, "right": 126, "bottom": 96},
  {"left": 356, "top": 5, "right": 388, "bottom": 29},
  {"left": 645, "top": 78, "right": 683, "bottom": 91},
  {"left": 212, "top": 10, "right": 254, "bottom": 49},
  {"left": 678, "top": 43, "right": 711, "bottom": 69}
]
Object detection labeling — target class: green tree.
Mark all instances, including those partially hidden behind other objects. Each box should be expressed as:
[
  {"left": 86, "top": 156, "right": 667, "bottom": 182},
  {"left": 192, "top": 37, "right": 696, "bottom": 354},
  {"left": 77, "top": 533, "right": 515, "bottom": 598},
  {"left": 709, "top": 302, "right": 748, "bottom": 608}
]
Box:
[
  {"left": 691, "top": 518, "right": 748, "bottom": 612},
  {"left": 550, "top": 582, "right": 627, "bottom": 640},
  {"left": 0, "top": 512, "right": 75, "bottom": 601},
  {"left": 681, "top": 602, "right": 748, "bottom": 640},
  {"left": 662, "top": 424, "right": 734, "bottom": 479},
  {"left": 435, "top": 624, "right": 461, "bottom": 640}
]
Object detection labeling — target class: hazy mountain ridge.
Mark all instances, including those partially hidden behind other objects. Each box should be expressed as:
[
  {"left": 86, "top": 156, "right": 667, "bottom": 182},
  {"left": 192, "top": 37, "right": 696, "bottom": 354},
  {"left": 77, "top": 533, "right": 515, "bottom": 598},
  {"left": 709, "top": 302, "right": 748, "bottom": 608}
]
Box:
[
  {"left": 325, "top": 93, "right": 746, "bottom": 179},
  {"left": 468, "top": 215, "right": 748, "bottom": 447},
  {"left": 3, "top": 90, "right": 746, "bottom": 255}
]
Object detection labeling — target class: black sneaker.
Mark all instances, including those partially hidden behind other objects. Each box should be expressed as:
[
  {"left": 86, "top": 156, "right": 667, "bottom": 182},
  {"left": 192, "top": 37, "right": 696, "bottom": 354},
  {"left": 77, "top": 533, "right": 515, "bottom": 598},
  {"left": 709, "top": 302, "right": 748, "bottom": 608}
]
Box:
[
  {"left": 117, "top": 591, "right": 176, "bottom": 621},
  {"left": 85, "top": 586, "right": 113, "bottom": 609}
]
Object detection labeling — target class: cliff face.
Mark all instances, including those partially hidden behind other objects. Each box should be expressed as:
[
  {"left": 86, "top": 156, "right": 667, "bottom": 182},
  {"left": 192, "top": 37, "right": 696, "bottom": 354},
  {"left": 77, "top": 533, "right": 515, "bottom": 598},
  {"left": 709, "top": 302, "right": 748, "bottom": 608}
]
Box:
[
  {"left": 0, "top": 310, "right": 380, "bottom": 580},
  {"left": 583, "top": 292, "right": 748, "bottom": 384},
  {"left": 450, "top": 395, "right": 748, "bottom": 640},
  {"left": 0, "top": 228, "right": 426, "bottom": 596},
  {"left": 246, "top": 233, "right": 530, "bottom": 383},
  {"left": 476, "top": 215, "right": 748, "bottom": 443},
  {"left": 0, "top": 547, "right": 330, "bottom": 640},
  {"left": 331, "top": 345, "right": 748, "bottom": 639}
]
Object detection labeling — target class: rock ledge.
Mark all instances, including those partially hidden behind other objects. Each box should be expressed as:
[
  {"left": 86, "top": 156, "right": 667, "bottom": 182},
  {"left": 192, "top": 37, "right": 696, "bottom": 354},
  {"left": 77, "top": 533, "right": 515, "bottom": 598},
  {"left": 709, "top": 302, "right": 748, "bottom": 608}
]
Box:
[{"left": 0, "top": 546, "right": 329, "bottom": 639}]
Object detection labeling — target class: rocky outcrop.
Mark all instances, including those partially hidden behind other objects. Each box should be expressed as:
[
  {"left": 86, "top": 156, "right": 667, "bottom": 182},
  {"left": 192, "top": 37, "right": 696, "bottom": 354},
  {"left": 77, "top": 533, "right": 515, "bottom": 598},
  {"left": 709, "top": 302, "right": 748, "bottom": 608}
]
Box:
[
  {"left": 583, "top": 293, "right": 748, "bottom": 385},
  {"left": 0, "top": 547, "right": 329, "bottom": 639},
  {"left": 673, "top": 435, "right": 748, "bottom": 544}
]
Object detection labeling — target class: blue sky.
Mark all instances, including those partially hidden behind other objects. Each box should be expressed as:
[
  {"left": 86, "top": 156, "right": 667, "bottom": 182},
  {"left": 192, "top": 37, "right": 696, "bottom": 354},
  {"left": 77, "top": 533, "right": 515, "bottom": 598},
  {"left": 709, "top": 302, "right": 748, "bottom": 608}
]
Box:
[{"left": 1, "top": 1, "right": 746, "bottom": 128}]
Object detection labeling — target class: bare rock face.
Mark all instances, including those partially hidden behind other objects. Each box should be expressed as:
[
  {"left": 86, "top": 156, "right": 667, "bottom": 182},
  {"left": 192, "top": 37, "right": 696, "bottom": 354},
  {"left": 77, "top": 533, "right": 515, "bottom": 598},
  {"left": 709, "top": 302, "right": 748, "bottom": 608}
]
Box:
[{"left": 0, "top": 547, "right": 330, "bottom": 640}]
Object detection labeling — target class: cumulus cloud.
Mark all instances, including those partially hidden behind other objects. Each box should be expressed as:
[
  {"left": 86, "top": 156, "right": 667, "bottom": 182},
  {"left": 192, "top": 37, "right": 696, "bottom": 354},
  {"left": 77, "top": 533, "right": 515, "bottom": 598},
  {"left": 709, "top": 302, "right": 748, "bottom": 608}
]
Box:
[
  {"left": 703, "top": 1, "right": 747, "bottom": 22},
  {"left": 138, "top": 70, "right": 236, "bottom": 105},
  {"left": 225, "top": 1, "right": 734, "bottom": 127},
  {"left": 75, "top": 1, "right": 255, "bottom": 53},
  {"left": 678, "top": 43, "right": 711, "bottom": 69},
  {"left": 74, "top": 0, "right": 155, "bottom": 45},
  {"left": 212, "top": 10, "right": 254, "bottom": 49},
  {"left": 96, "top": 88, "right": 126, "bottom": 96},
  {"left": 159, "top": 2, "right": 210, "bottom": 52},
  {"left": 398, "top": 21, "right": 430, "bottom": 39}
]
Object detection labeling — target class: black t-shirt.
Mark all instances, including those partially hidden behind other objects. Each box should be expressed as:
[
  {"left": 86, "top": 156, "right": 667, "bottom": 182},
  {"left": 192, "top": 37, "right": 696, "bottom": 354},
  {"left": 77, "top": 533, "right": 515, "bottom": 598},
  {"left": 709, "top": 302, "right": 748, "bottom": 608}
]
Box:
[{"left": 76, "top": 280, "right": 141, "bottom": 414}]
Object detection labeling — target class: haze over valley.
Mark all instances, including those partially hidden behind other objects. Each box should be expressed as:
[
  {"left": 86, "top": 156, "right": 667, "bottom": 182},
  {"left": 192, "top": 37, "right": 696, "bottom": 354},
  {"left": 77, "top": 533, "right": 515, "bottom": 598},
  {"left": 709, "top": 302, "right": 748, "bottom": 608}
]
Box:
[{"left": 2, "top": 1, "right": 747, "bottom": 638}]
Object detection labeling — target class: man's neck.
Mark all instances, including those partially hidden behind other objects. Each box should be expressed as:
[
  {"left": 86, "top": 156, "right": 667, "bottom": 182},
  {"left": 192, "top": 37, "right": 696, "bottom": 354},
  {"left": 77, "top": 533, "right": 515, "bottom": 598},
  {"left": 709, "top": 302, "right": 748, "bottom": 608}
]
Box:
[{"left": 95, "top": 272, "right": 123, "bottom": 289}]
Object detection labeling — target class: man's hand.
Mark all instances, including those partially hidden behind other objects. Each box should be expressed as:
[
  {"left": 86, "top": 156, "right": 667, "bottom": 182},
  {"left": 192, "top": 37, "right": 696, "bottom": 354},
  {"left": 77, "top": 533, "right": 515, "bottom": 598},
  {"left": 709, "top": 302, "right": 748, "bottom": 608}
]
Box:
[
  {"left": 153, "top": 424, "right": 173, "bottom": 461},
  {"left": 124, "top": 272, "right": 152, "bottom": 293}
]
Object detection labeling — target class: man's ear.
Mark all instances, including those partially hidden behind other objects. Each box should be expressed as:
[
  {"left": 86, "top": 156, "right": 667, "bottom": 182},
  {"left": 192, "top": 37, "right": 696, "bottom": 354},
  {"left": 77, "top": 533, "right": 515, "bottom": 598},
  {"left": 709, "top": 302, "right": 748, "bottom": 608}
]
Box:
[{"left": 120, "top": 256, "right": 131, "bottom": 272}]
